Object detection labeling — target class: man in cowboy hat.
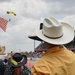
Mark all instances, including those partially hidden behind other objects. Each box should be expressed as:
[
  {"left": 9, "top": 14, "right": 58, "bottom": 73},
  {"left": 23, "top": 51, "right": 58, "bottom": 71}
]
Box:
[{"left": 31, "top": 17, "right": 75, "bottom": 75}]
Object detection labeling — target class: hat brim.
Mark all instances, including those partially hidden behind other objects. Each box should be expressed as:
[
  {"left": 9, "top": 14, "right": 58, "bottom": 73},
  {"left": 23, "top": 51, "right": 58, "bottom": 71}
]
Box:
[
  {"left": 8, "top": 55, "right": 27, "bottom": 67},
  {"left": 17, "top": 55, "right": 27, "bottom": 67},
  {"left": 35, "top": 22, "right": 74, "bottom": 45}
]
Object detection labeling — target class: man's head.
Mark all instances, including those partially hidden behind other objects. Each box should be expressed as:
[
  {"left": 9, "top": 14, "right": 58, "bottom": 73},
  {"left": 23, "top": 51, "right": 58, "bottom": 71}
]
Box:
[{"left": 35, "top": 17, "right": 74, "bottom": 45}]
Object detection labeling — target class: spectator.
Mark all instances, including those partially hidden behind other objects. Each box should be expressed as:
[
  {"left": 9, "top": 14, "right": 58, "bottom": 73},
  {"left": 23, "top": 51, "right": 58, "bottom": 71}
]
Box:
[
  {"left": 0, "top": 59, "right": 6, "bottom": 75},
  {"left": 4, "top": 52, "right": 30, "bottom": 75},
  {"left": 31, "top": 17, "right": 75, "bottom": 75}
]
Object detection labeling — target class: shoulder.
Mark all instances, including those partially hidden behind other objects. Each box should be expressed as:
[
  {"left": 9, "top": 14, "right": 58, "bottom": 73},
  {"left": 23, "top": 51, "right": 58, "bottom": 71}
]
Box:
[{"left": 31, "top": 58, "right": 49, "bottom": 73}]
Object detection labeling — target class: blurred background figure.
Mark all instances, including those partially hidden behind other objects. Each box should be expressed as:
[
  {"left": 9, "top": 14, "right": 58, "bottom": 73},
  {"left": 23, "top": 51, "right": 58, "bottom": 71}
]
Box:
[
  {"left": 0, "top": 59, "right": 7, "bottom": 75},
  {"left": 4, "top": 52, "right": 30, "bottom": 75}
]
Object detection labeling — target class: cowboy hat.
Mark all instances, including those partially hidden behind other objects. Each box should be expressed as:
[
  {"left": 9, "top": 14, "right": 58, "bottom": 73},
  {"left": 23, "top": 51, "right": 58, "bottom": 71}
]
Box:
[
  {"left": 8, "top": 53, "right": 27, "bottom": 67},
  {"left": 35, "top": 17, "right": 74, "bottom": 45}
]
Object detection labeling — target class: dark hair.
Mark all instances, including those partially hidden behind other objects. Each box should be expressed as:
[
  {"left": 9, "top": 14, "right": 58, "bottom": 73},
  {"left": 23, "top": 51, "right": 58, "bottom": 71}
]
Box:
[{"left": 12, "top": 67, "right": 21, "bottom": 75}]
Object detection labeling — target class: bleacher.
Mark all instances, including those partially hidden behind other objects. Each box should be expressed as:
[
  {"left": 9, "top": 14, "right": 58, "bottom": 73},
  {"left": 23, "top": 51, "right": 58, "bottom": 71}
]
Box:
[{"left": 34, "top": 38, "right": 75, "bottom": 53}]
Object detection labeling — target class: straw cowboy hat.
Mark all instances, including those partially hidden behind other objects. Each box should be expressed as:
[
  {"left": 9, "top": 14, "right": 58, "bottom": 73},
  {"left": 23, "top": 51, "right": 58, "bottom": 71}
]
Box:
[
  {"left": 0, "top": 46, "right": 5, "bottom": 55},
  {"left": 35, "top": 17, "right": 74, "bottom": 45},
  {"left": 8, "top": 53, "right": 27, "bottom": 67}
]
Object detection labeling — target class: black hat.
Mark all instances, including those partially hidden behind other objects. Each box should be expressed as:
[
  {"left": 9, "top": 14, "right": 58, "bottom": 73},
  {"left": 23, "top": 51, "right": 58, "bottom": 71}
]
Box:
[
  {"left": 8, "top": 53, "right": 27, "bottom": 67},
  {"left": 12, "top": 53, "right": 23, "bottom": 62}
]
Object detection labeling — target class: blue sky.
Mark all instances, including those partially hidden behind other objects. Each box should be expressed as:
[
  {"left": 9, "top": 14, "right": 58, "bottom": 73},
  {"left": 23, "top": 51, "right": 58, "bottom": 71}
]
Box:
[{"left": 0, "top": 0, "right": 75, "bottom": 53}]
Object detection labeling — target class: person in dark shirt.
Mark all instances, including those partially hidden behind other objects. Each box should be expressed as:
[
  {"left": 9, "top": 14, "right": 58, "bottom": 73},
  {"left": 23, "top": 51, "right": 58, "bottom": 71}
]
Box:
[
  {"left": 0, "top": 59, "right": 6, "bottom": 75},
  {"left": 4, "top": 52, "right": 30, "bottom": 75}
]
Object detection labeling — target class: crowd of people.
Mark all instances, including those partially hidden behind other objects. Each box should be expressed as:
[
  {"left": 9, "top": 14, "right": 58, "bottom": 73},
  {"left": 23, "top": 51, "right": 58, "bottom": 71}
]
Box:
[
  {"left": 0, "top": 17, "right": 75, "bottom": 75},
  {"left": 0, "top": 52, "right": 31, "bottom": 75}
]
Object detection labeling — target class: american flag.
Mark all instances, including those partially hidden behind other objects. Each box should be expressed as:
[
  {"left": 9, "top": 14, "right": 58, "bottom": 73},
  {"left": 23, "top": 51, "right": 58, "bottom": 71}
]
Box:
[{"left": 0, "top": 17, "right": 8, "bottom": 32}]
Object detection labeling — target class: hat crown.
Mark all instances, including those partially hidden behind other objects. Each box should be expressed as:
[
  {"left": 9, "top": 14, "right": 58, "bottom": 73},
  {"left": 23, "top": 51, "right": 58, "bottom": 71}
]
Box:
[
  {"left": 42, "top": 17, "right": 63, "bottom": 38},
  {"left": 35, "top": 17, "right": 74, "bottom": 45},
  {"left": 13, "top": 53, "right": 23, "bottom": 62}
]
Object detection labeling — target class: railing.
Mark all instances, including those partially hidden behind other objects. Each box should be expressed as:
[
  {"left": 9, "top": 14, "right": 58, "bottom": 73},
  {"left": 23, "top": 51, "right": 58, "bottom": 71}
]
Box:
[
  {"left": 35, "top": 48, "right": 75, "bottom": 52},
  {"left": 34, "top": 49, "right": 47, "bottom": 52}
]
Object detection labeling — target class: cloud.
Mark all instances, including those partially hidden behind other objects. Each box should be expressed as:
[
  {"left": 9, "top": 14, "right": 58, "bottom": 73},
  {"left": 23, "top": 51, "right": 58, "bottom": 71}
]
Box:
[
  {"left": 61, "top": 15, "right": 75, "bottom": 27},
  {"left": 0, "top": 0, "right": 75, "bottom": 53},
  {"left": 42, "top": 0, "right": 75, "bottom": 17},
  {"left": 0, "top": 0, "right": 11, "bottom": 2}
]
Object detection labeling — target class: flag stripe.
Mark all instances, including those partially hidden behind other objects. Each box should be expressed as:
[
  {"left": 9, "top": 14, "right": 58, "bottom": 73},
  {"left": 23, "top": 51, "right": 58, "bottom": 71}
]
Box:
[{"left": 0, "top": 17, "right": 8, "bottom": 32}]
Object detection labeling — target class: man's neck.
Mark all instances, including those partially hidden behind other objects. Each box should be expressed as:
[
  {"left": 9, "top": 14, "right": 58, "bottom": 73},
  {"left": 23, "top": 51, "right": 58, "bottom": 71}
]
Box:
[{"left": 44, "top": 42, "right": 59, "bottom": 49}]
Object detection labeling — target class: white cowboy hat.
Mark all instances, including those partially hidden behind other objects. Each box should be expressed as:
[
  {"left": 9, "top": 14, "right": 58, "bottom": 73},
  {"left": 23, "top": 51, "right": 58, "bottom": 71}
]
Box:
[{"left": 35, "top": 17, "right": 74, "bottom": 45}]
